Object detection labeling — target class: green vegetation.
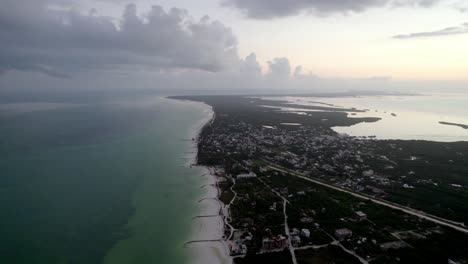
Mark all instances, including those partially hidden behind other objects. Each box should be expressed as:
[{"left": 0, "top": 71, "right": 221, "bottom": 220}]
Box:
[
  {"left": 234, "top": 249, "right": 293, "bottom": 264},
  {"left": 263, "top": 171, "right": 468, "bottom": 262},
  {"left": 296, "top": 246, "right": 362, "bottom": 264},
  {"left": 371, "top": 140, "right": 468, "bottom": 222}
]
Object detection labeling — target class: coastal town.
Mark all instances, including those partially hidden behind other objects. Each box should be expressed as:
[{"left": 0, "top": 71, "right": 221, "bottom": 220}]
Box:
[{"left": 174, "top": 95, "right": 468, "bottom": 264}]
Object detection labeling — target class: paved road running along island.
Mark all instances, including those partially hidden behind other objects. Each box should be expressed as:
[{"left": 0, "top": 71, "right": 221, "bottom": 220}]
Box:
[{"left": 264, "top": 161, "right": 468, "bottom": 235}]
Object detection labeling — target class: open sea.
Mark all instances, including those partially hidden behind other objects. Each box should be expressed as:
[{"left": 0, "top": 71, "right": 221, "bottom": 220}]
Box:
[{"left": 0, "top": 96, "right": 213, "bottom": 264}]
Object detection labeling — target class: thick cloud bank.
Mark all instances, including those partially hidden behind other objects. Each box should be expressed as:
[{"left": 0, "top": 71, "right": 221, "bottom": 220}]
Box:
[
  {"left": 221, "top": 0, "right": 439, "bottom": 19},
  {"left": 0, "top": 0, "right": 239, "bottom": 77}
]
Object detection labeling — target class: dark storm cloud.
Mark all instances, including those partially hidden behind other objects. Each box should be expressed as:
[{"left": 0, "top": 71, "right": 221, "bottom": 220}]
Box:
[
  {"left": 393, "top": 22, "right": 468, "bottom": 39},
  {"left": 0, "top": 0, "right": 239, "bottom": 77},
  {"left": 221, "top": 0, "right": 439, "bottom": 19}
]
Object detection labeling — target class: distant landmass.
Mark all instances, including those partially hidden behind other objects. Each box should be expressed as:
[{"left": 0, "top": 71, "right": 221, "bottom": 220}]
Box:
[{"left": 439, "top": 121, "right": 468, "bottom": 129}]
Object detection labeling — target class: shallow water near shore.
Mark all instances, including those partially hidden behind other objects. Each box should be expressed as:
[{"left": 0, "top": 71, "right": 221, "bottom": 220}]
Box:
[
  {"left": 262, "top": 93, "right": 468, "bottom": 142},
  {"left": 0, "top": 96, "right": 217, "bottom": 264}
]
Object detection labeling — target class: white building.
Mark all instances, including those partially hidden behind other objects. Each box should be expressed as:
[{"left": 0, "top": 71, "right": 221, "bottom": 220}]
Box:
[
  {"left": 237, "top": 172, "right": 257, "bottom": 179},
  {"left": 355, "top": 211, "right": 367, "bottom": 221}
]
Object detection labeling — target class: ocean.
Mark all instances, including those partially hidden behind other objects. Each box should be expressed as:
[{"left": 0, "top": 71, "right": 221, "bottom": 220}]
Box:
[{"left": 0, "top": 96, "right": 217, "bottom": 264}]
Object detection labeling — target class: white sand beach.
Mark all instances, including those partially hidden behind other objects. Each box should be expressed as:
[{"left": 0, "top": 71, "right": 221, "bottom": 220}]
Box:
[{"left": 180, "top": 99, "right": 232, "bottom": 264}]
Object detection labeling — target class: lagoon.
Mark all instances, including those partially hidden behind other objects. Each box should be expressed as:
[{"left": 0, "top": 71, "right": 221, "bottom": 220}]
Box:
[{"left": 262, "top": 93, "right": 468, "bottom": 142}]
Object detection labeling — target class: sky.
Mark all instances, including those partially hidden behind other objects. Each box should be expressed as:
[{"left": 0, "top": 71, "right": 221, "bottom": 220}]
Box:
[{"left": 0, "top": 0, "right": 467, "bottom": 97}]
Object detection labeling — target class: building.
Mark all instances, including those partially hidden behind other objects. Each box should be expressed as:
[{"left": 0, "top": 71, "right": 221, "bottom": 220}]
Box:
[
  {"left": 335, "top": 228, "right": 353, "bottom": 241},
  {"left": 292, "top": 236, "right": 301, "bottom": 247},
  {"left": 262, "top": 235, "right": 288, "bottom": 251},
  {"left": 355, "top": 211, "right": 367, "bottom": 221},
  {"left": 301, "top": 229, "right": 311, "bottom": 238},
  {"left": 236, "top": 172, "right": 257, "bottom": 179},
  {"left": 229, "top": 240, "right": 248, "bottom": 256},
  {"left": 291, "top": 228, "right": 300, "bottom": 236},
  {"left": 380, "top": 241, "right": 408, "bottom": 251}
]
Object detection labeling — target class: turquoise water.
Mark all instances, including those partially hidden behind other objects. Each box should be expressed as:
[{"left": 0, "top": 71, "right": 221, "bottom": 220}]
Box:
[{"left": 0, "top": 97, "right": 210, "bottom": 264}]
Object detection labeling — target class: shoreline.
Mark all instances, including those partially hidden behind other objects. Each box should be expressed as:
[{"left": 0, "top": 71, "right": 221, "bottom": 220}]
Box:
[{"left": 174, "top": 98, "right": 232, "bottom": 264}]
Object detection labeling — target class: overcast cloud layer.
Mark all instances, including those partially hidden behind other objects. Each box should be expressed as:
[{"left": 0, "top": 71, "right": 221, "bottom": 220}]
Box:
[
  {"left": 0, "top": 0, "right": 318, "bottom": 82},
  {"left": 1, "top": 0, "right": 467, "bottom": 96},
  {"left": 222, "top": 0, "right": 439, "bottom": 18},
  {"left": 0, "top": 0, "right": 240, "bottom": 77}
]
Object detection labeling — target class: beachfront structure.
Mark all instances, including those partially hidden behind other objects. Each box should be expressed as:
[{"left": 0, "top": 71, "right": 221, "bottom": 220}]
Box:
[{"left": 229, "top": 239, "right": 248, "bottom": 256}]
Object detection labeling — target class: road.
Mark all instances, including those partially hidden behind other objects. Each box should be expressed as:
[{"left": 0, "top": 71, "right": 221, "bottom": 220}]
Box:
[
  {"left": 258, "top": 177, "right": 297, "bottom": 264},
  {"left": 331, "top": 241, "right": 369, "bottom": 264},
  {"left": 282, "top": 199, "right": 298, "bottom": 264},
  {"left": 225, "top": 177, "right": 237, "bottom": 241},
  {"left": 265, "top": 162, "right": 468, "bottom": 235},
  {"left": 322, "top": 230, "right": 369, "bottom": 264}
]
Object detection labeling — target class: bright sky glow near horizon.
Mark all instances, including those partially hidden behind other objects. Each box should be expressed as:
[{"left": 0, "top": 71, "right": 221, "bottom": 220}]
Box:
[{"left": 1, "top": 0, "right": 468, "bottom": 94}]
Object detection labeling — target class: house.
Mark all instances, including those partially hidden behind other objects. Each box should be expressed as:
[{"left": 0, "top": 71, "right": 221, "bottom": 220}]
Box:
[
  {"left": 335, "top": 228, "right": 353, "bottom": 241},
  {"left": 301, "top": 229, "right": 311, "bottom": 238},
  {"left": 291, "top": 228, "right": 300, "bottom": 236},
  {"left": 300, "top": 217, "right": 314, "bottom": 224},
  {"left": 355, "top": 211, "right": 367, "bottom": 221},
  {"left": 237, "top": 172, "right": 257, "bottom": 179},
  {"left": 262, "top": 235, "right": 288, "bottom": 252},
  {"left": 229, "top": 240, "right": 248, "bottom": 256},
  {"left": 292, "top": 236, "right": 301, "bottom": 247},
  {"left": 380, "top": 241, "right": 408, "bottom": 251}
]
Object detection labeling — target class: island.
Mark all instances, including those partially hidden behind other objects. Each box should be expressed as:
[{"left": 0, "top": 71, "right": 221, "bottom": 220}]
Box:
[
  {"left": 439, "top": 121, "right": 468, "bottom": 130},
  {"left": 172, "top": 95, "right": 468, "bottom": 264}
]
